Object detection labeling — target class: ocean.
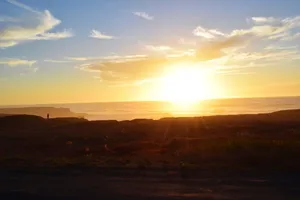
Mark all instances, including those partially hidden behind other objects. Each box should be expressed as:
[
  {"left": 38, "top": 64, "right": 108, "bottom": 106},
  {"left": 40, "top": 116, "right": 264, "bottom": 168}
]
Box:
[
  {"left": 1, "top": 96, "right": 300, "bottom": 121},
  {"left": 54, "top": 96, "right": 300, "bottom": 120}
]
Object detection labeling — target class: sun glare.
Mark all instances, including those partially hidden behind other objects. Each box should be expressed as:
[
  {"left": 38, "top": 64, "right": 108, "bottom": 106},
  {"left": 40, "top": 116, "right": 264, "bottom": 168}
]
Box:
[{"left": 160, "top": 64, "right": 217, "bottom": 106}]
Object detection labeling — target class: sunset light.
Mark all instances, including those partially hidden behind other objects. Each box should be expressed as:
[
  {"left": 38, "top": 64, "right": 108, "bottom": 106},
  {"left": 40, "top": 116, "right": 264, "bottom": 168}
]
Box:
[
  {"left": 159, "top": 64, "right": 218, "bottom": 105},
  {"left": 1, "top": 1, "right": 300, "bottom": 199}
]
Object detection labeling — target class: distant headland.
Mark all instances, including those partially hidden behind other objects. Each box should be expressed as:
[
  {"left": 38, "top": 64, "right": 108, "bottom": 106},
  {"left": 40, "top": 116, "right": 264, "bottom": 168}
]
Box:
[{"left": 0, "top": 107, "right": 86, "bottom": 119}]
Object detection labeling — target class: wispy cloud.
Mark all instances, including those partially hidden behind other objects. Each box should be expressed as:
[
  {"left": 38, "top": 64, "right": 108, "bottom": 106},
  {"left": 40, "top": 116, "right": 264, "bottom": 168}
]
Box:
[
  {"left": 76, "top": 37, "right": 247, "bottom": 83},
  {"left": 233, "top": 16, "right": 300, "bottom": 41},
  {"left": 78, "top": 57, "right": 167, "bottom": 82},
  {"left": 193, "top": 26, "right": 215, "bottom": 38},
  {"left": 0, "top": 41, "right": 18, "bottom": 48},
  {"left": 217, "top": 69, "right": 255, "bottom": 76},
  {"left": 0, "top": 57, "right": 39, "bottom": 76},
  {"left": 89, "top": 30, "right": 115, "bottom": 39},
  {"left": 193, "top": 26, "right": 226, "bottom": 38},
  {"left": 0, "top": 0, "right": 73, "bottom": 48},
  {"left": 0, "top": 58, "right": 37, "bottom": 66},
  {"left": 145, "top": 45, "right": 172, "bottom": 51},
  {"left": 231, "top": 25, "right": 286, "bottom": 37},
  {"left": 264, "top": 45, "right": 297, "bottom": 50},
  {"left": 195, "top": 35, "right": 248, "bottom": 61},
  {"left": 29, "top": 29, "right": 73, "bottom": 40},
  {"left": 7, "top": 0, "right": 40, "bottom": 14},
  {"left": 67, "top": 54, "right": 147, "bottom": 61},
  {"left": 251, "top": 17, "right": 277, "bottom": 24},
  {"left": 280, "top": 32, "right": 300, "bottom": 41},
  {"left": 75, "top": 14, "right": 300, "bottom": 85},
  {"left": 226, "top": 46, "right": 300, "bottom": 70},
  {"left": 133, "top": 12, "right": 154, "bottom": 20},
  {"left": 193, "top": 15, "right": 300, "bottom": 44},
  {"left": 66, "top": 57, "right": 92, "bottom": 61},
  {"left": 44, "top": 59, "right": 72, "bottom": 63}
]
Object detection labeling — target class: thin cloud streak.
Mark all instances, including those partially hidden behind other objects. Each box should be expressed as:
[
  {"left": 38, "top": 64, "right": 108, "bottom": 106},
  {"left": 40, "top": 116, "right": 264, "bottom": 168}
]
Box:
[
  {"left": 0, "top": 58, "right": 37, "bottom": 66},
  {"left": 7, "top": 0, "right": 41, "bottom": 14},
  {"left": 90, "top": 30, "right": 115, "bottom": 39},
  {"left": 133, "top": 12, "right": 154, "bottom": 20},
  {"left": 145, "top": 45, "right": 172, "bottom": 51},
  {"left": 67, "top": 54, "right": 147, "bottom": 61},
  {"left": 44, "top": 59, "right": 72, "bottom": 63},
  {"left": 0, "top": 41, "right": 18, "bottom": 48},
  {"left": 251, "top": 17, "right": 277, "bottom": 24},
  {"left": 193, "top": 26, "right": 227, "bottom": 38}
]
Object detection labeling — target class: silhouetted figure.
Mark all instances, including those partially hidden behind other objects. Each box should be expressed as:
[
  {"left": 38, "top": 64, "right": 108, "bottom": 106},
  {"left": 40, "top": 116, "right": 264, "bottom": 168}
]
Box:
[{"left": 46, "top": 113, "right": 50, "bottom": 119}]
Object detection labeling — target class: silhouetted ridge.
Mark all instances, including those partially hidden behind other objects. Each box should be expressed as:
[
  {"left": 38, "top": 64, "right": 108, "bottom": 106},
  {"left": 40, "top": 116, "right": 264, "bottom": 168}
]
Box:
[{"left": 0, "top": 115, "right": 46, "bottom": 129}]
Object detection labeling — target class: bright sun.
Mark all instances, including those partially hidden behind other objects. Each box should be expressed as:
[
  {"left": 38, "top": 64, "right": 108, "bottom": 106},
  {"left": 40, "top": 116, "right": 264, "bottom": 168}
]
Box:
[{"left": 159, "top": 64, "right": 218, "bottom": 105}]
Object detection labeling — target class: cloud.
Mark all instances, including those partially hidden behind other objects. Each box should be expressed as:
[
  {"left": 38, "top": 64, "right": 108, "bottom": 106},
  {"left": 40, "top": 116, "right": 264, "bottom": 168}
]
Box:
[
  {"left": 235, "top": 16, "right": 300, "bottom": 41},
  {"left": 133, "top": 12, "right": 154, "bottom": 20},
  {"left": 67, "top": 54, "right": 147, "bottom": 61},
  {"left": 0, "top": 0, "right": 73, "bottom": 48},
  {"left": 76, "top": 30, "right": 251, "bottom": 83},
  {"left": 76, "top": 15, "right": 300, "bottom": 84},
  {"left": 0, "top": 10, "right": 60, "bottom": 40},
  {"left": 208, "top": 29, "right": 226, "bottom": 36},
  {"left": 78, "top": 57, "right": 169, "bottom": 82},
  {"left": 76, "top": 36, "right": 246, "bottom": 83},
  {"left": 226, "top": 47, "right": 300, "bottom": 69},
  {"left": 192, "top": 16, "right": 300, "bottom": 43},
  {"left": 44, "top": 59, "right": 72, "bottom": 63},
  {"left": 264, "top": 45, "right": 297, "bottom": 50},
  {"left": 29, "top": 29, "right": 73, "bottom": 40},
  {"left": 195, "top": 35, "right": 248, "bottom": 61},
  {"left": 0, "top": 41, "right": 18, "bottom": 48},
  {"left": 0, "top": 58, "right": 37, "bottom": 66},
  {"left": 193, "top": 26, "right": 215, "bottom": 38},
  {"left": 280, "top": 32, "right": 300, "bottom": 41},
  {"left": 216, "top": 69, "right": 255, "bottom": 76},
  {"left": 0, "top": 57, "right": 38, "bottom": 76},
  {"left": 282, "top": 16, "right": 300, "bottom": 28},
  {"left": 90, "top": 30, "right": 115, "bottom": 39},
  {"left": 251, "top": 17, "right": 277, "bottom": 24},
  {"left": 193, "top": 26, "right": 226, "bottom": 38},
  {"left": 231, "top": 25, "right": 287, "bottom": 38},
  {"left": 66, "top": 57, "right": 92, "bottom": 61},
  {"left": 145, "top": 45, "right": 172, "bottom": 51}
]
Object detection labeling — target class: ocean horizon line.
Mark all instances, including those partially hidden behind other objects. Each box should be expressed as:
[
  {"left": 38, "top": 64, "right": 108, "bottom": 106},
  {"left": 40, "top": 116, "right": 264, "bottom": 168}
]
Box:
[{"left": 1, "top": 95, "right": 300, "bottom": 108}]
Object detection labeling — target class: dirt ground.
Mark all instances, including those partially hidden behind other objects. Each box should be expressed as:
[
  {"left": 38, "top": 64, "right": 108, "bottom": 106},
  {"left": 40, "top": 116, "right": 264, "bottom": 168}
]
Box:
[
  {"left": 0, "top": 168, "right": 299, "bottom": 200},
  {"left": 1, "top": 110, "right": 300, "bottom": 199}
]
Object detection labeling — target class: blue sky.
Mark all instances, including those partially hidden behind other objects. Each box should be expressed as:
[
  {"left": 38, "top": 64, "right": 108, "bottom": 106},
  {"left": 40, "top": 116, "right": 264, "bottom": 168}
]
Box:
[{"left": 0, "top": 0, "right": 300, "bottom": 105}]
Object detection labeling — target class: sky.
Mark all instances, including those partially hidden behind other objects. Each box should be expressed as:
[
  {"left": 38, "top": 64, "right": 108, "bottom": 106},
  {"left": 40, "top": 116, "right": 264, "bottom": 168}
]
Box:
[{"left": 0, "top": 0, "right": 300, "bottom": 105}]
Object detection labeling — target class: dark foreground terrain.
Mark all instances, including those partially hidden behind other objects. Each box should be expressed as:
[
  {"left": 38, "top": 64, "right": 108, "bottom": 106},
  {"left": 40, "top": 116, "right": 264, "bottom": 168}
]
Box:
[{"left": 0, "top": 109, "right": 300, "bottom": 199}]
